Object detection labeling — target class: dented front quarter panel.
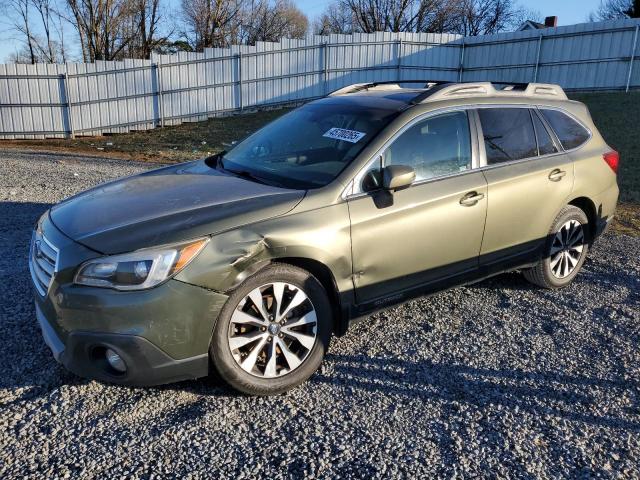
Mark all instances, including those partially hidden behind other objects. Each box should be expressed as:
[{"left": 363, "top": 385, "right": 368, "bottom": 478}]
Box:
[{"left": 175, "top": 195, "right": 353, "bottom": 296}]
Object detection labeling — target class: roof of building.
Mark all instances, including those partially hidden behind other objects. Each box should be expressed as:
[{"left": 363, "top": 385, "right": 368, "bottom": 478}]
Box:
[{"left": 518, "top": 20, "right": 547, "bottom": 31}]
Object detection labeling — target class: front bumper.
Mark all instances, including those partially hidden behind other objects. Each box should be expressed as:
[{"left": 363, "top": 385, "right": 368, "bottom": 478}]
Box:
[
  {"left": 36, "top": 303, "right": 210, "bottom": 386},
  {"left": 31, "top": 214, "right": 229, "bottom": 386}
]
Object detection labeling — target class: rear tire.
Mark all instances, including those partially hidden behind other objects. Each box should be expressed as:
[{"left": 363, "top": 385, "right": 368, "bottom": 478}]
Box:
[
  {"left": 210, "top": 263, "right": 332, "bottom": 395},
  {"left": 523, "top": 205, "right": 590, "bottom": 289}
]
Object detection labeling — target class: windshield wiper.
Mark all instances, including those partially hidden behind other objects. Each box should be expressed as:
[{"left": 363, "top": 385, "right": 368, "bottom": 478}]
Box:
[
  {"left": 222, "top": 164, "right": 270, "bottom": 185},
  {"left": 211, "top": 156, "right": 288, "bottom": 188}
]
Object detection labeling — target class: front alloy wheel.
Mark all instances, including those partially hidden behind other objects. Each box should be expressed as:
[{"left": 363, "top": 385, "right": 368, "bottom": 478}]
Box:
[
  {"left": 210, "top": 263, "right": 332, "bottom": 395},
  {"left": 228, "top": 282, "right": 318, "bottom": 378}
]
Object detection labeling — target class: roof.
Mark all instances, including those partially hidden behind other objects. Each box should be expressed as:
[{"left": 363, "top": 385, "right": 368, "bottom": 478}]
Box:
[
  {"left": 518, "top": 20, "right": 547, "bottom": 31},
  {"left": 310, "top": 86, "right": 421, "bottom": 112}
]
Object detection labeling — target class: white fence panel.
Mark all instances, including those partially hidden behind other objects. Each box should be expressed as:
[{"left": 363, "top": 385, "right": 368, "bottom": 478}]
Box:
[{"left": 0, "top": 19, "right": 638, "bottom": 139}]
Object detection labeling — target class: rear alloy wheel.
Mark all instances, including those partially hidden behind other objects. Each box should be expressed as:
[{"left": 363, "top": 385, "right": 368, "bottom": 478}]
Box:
[
  {"left": 210, "top": 264, "right": 332, "bottom": 395},
  {"left": 549, "top": 220, "right": 585, "bottom": 279},
  {"left": 523, "top": 205, "right": 590, "bottom": 289}
]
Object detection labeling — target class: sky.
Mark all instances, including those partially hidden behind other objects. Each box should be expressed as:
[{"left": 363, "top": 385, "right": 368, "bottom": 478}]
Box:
[{"left": 0, "top": 0, "right": 604, "bottom": 63}]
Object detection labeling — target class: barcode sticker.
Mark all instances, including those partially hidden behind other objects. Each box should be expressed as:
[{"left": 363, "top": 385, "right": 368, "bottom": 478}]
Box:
[{"left": 323, "top": 127, "right": 366, "bottom": 143}]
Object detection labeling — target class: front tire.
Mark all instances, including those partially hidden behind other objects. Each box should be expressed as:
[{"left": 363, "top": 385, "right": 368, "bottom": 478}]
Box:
[
  {"left": 523, "top": 205, "right": 590, "bottom": 289},
  {"left": 210, "top": 263, "right": 332, "bottom": 395}
]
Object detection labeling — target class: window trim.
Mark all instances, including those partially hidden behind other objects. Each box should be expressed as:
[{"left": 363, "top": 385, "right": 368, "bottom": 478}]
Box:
[
  {"left": 530, "top": 108, "right": 563, "bottom": 156},
  {"left": 536, "top": 105, "right": 593, "bottom": 153},
  {"left": 343, "top": 107, "right": 479, "bottom": 199}
]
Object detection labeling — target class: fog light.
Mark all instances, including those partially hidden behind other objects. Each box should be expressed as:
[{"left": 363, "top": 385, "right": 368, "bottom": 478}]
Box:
[{"left": 105, "top": 348, "right": 127, "bottom": 373}]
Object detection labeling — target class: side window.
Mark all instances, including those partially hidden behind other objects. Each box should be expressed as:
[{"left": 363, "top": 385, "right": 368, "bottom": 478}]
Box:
[
  {"left": 381, "top": 111, "right": 472, "bottom": 182},
  {"left": 478, "top": 108, "right": 537, "bottom": 164},
  {"left": 532, "top": 110, "right": 559, "bottom": 156},
  {"left": 540, "top": 109, "right": 590, "bottom": 150}
]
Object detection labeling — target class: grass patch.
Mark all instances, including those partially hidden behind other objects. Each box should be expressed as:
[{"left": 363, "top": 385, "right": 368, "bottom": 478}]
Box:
[
  {"left": 569, "top": 92, "right": 640, "bottom": 204},
  {"left": 2, "top": 92, "right": 638, "bottom": 234},
  {"left": 569, "top": 92, "right": 640, "bottom": 236},
  {"left": 0, "top": 108, "right": 291, "bottom": 163}
]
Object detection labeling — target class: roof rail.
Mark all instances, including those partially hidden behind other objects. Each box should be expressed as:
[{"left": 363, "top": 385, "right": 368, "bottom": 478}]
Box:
[
  {"left": 326, "top": 80, "right": 567, "bottom": 102},
  {"left": 327, "top": 80, "right": 449, "bottom": 97},
  {"left": 420, "top": 82, "right": 568, "bottom": 102}
]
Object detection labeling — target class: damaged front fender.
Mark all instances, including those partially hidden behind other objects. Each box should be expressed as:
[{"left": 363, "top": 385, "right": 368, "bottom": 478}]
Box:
[{"left": 174, "top": 203, "right": 354, "bottom": 296}]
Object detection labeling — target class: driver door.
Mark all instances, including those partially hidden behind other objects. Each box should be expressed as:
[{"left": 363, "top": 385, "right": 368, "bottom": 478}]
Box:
[{"left": 347, "top": 110, "right": 488, "bottom": 306}]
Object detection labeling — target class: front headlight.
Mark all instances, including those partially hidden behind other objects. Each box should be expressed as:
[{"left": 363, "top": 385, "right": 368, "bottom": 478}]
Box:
[{"left": 74, "top": 238, "right": 209, "bottom": 290}]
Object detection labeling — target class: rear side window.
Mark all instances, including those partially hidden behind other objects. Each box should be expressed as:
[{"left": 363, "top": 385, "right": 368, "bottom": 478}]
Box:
[
  {"left": 532, "top": 111, "right": 558, "bottom": 156},
  {"left": 540, "top": 109, "right": 590, "bottom": 150},
  {"left": 478, "top": 108, "right": 537, "bottom": 164}
]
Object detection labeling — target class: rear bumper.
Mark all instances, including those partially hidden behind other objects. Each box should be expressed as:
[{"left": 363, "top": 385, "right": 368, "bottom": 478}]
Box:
[
  {"left": 36, "top": 302, "right": 210, "bottom": 386},
  {"left": 591, "top": 183, "right": 619, "bottom": 241}
]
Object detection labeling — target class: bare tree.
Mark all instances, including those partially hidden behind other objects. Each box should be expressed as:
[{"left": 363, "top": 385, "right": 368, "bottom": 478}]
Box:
[
  {"left": 314, "top": 2, "right": 357, "bottom": 34},
  {"left": 122, "top": 0, "right": 169, "bottom": 58},
  {"left": 453, "top": 0, "right": 523, "bottom": 36},
  {"left": 590, "top": 0, "right": 639, "bottom": 20},
  {"left": 63, "top": 0, "right": 140, "bottom": 61},
  {"left": 2, "top": 0, "right": 38, "bottom": 63},
  {"left": 315, "top": 0, "right": 524, "bottom": 36},
  {"left": 409, "top": 0, "right": 460, "bottom": 33},
  {"left": 181, "top": 0, "right": 243, "bottom": 49},
  {"left": 31, "top": 0, "right": 56, "bottom": 61},
  {"left": 314, "top": 0, "right": 458, "bottom": 34},
  {"left": 242, "top": 0, "right": 307, "bottom": 44}
]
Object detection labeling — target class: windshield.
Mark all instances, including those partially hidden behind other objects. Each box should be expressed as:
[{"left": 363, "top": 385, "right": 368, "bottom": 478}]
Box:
[{"left": 220, "top": 102, "right": 400, "bottom": 189}]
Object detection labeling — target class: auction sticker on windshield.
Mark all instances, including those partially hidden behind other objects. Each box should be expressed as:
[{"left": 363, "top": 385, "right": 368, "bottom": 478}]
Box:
[{"left": 323, "top": 127, "right": 366, "bottom": 143}]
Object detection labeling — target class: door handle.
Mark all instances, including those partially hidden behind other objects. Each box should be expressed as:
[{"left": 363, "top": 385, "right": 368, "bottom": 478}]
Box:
[
  {"left": 460, "top": 191, "right": 485, "bottom": 207},
  {"left": 548, "top": 169, "right": 566, "bottom": 182}
]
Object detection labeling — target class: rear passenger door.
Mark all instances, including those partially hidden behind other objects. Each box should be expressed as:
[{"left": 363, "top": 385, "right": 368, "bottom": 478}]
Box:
[{"left": 477, "top": 107, "right": 573, "bottom": 268}]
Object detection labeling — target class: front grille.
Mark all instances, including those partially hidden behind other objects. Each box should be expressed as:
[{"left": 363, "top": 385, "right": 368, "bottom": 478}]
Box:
[{"left": 29, "top": 231, "right": 59, "bottom": 296}]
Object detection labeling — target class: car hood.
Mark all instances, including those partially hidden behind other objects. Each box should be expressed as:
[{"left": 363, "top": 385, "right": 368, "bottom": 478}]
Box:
[{"left": 49, "top": 160, "right": 305, "bottom": 254}]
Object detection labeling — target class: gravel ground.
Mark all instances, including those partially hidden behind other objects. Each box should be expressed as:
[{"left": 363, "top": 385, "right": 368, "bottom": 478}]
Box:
[{"left": 1, "top": 150, "right": 639, "bottom": 478}]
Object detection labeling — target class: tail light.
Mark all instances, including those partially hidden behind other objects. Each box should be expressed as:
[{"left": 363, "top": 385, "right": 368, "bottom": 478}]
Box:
[{"left": 603, "top": 151, "right": 619, "bottom": 174}]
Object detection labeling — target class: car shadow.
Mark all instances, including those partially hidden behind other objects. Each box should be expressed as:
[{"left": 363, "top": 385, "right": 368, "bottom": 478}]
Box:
[{"left": 314, "top": 354, "right": 640, "bottom": 432}]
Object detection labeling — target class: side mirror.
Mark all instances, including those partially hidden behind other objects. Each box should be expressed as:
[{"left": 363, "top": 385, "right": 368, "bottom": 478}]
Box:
[{"left": 383, "top": 165, "right": 415, "bottom": 191}]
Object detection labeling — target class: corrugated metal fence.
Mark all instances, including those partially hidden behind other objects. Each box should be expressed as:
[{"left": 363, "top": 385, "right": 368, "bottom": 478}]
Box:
[{"left": 1, "top": 18, "right": 639, "bottom": 139}]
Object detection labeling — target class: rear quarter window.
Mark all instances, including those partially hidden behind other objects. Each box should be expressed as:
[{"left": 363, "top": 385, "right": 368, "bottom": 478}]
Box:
[
  {"left": 540, "top": 109, "right": 590, "bottom": 150},
  {"left": 478, "top": 108, "right": 538, "bottom": 164}
]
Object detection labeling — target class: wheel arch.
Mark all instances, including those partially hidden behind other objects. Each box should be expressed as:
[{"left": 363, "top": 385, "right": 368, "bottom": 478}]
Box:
[
  {"left": 567, "top": 196, "right": 598, "bottom": 241},
  {"left": 222, "top": 255, "right": 351, "bottom": 336},
  {"left": 274, "top": 257, "right": 349, "bottom": 336}
]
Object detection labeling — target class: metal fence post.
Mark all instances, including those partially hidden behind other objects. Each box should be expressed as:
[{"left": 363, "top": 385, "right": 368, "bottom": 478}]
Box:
[
  {"left": 533, "top": 34, "right": 543, "bottom": 82},
  {"left": 61, "top": 73, "right": 74, "bottom": 138},
  {"left": 397, "top": 38, "right": 403, "bottom": 80},
  {"left": 626, "top": 24, "right": 639, "bottom": 92},
  {"left": 323, "top": 42, "right": 329, "bottom": 94},
  {"left": 237, "top": 52, "right": 243, "bottom": 111},
  {"left": 153, "top": 63, "right": 165, "bottom": 127},
  {"left": 458, "top": 38, "right": 465, "bottom": 82}
]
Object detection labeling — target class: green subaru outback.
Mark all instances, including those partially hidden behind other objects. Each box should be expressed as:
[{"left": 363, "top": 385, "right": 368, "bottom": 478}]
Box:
[{"left": 30, "top": 81, "right": 619, "bottom": 395}]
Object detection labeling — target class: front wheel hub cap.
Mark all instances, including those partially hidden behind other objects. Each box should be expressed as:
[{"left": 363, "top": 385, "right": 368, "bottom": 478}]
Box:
[
  {"left": 268, "top": 323, "right": 280, "bottom": 335},
  {"left": 228, "top": 282, "right": 318, "bottom": 378}
]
